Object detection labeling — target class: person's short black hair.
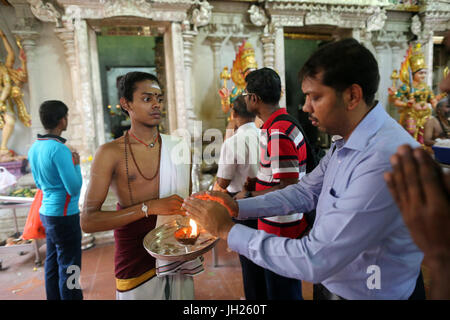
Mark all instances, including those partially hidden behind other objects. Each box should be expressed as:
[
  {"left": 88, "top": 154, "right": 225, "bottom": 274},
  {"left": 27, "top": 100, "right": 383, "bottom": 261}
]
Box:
[
  {"left": 245, "top": 67, "right": 281, "bottom": 105},
  {"left": 232, "top": 95, "right": 255, "bottom": 119},
  {"left": 118, "top": 71, "right": 160, "bottom": 115},
  {"left": 299, "top": 38, "right": 380, "bottom": 107},
  {"left": 39, "top": 100, "right": 68, "bottom": 130},
  {"left": 436, "top": 97, "right": 448, "bottom": 113}
]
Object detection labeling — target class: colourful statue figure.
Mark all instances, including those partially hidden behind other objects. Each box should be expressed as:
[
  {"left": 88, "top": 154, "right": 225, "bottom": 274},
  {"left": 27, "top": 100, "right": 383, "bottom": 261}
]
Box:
[
  {"left": 388, "top": 43, "right": 445, "bottom": 145},
  {"left": 219, "top": 40, "right": 257, "bottom": 117},
  {"left": 0, "top": 29, "right": 31, "bottom": 155}
]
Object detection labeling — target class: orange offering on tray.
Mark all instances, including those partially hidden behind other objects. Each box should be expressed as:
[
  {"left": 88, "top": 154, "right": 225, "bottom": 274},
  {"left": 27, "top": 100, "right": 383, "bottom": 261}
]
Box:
[{"left": 193, "top": 193, "right": 234, "bottom": 216}]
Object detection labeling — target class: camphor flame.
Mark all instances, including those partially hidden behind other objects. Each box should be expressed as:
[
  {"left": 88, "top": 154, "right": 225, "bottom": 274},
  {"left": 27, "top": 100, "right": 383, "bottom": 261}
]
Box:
[{"left": 189, "top": 219, "right": 198, "bottom": 237}]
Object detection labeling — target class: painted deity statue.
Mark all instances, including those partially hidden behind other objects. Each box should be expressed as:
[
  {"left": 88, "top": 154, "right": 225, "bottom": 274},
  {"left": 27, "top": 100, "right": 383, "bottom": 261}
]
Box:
[
  {"left": 0, "top": 29, "right": 32, "bottom": 156},
  {"left": 388, "top": 43, "right": 445, "bottom": 145},
  {"left": 218, "top": 40, "right": 257, "bottom": 120}
]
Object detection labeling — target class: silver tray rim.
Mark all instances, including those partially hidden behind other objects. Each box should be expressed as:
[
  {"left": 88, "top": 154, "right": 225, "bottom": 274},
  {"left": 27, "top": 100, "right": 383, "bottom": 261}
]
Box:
[{"left": 143, "top": 220, "right": 219, "bottom": 261}]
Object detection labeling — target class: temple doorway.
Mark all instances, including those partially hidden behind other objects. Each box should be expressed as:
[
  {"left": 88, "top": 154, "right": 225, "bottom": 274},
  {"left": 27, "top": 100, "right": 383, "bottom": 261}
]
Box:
[
  {"left": 284, "top": 27, "right": 337, "bottom": 151},
  {"left": 88, "top": 19, "right": 168, "bottom": 142}
]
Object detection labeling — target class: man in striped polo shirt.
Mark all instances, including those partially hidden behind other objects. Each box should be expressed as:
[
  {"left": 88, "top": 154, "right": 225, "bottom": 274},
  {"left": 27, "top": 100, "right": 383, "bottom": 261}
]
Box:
[{"left": 234, "top": 67, "right": 308, "bottom": 300}]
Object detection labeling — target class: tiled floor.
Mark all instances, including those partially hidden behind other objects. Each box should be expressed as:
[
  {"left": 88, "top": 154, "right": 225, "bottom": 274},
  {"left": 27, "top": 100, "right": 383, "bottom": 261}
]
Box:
[
  {"left": 0, "top": 236, "right": 313, "bottom": 300},
  {"left": 0, "top": 236, "right": 430, "bottom": 300}
]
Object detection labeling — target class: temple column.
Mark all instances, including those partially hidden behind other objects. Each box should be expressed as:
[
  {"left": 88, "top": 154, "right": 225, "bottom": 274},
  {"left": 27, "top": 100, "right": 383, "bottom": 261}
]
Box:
[
  {"left": 273, "top": 25, "right": 286, "bottom": 109},
  {"left": 390, "top": 42, "right": 405, "bottom": 76},
  {"left": 422, "top": 32, "right": 434, "bottom": 87},
  {"left": 154, "top": 36, "right": 170, "bottom": 133},
  {"left": 182, "top": 26, "right": 198, "bottom": 134},
  {"left": 87, "top": 25, "right": 105, "bottom": 147},
  {"left": 11, "top": 30, "right": 40, "bottom": 141},
  {"left": 54, "top": 25, "right": 85, "bottom": 154},
  {"left": 208, "top": 36, "right": 227, "bottom": 129},
  {"left": 73, "top": 19, "right": 98, "bottom": 156},
  {"left": 374, "top": 42, "right": 391, "bottom": 110},
  {"left": 389, "top": 41, "right": 407, "bottom": 120},
  {"left": 260, "top": 32, "right": 275, "bottom": 70},
  {"left": 55, "top": 21, "right": 97, "bottom": 249},
  {"left": 164, "top": 22, "right": 187, "bottom": 134}
]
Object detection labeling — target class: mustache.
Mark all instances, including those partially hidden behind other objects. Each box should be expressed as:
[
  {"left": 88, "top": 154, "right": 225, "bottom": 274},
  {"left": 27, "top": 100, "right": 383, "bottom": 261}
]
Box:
[{"left": 308, "top": 115, "right": 318, "bottom": 122}]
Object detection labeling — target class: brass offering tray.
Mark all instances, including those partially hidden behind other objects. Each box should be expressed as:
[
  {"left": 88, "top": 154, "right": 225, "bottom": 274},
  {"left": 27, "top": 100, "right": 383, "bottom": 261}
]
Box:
[{"left": 143, "top": 219, "right": 219, "bottom": 261}]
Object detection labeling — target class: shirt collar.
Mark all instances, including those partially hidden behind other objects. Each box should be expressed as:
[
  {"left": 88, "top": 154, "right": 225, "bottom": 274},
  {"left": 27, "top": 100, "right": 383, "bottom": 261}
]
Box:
[
  {"left": 342, "top": 102, "right": 388, "bottom": 152},
  {"left": 236, "top": 121, "right": 257, "bottom": 135},
  {"left": 37, "top": 133, "right": 67, "bottom": 144},
  {"left": 262, "top": 108, "right": 287, "bottom": 130}
]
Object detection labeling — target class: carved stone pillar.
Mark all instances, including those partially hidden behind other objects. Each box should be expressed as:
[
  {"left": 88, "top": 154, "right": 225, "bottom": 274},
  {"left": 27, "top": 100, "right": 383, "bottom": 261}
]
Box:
[
  {"left": 260, "top": 32, "right": 275, "bottom": 69},
  {"left": 273, "top": 25, "right": 286, "bottom": 109},
  {"left": 419, "top": 3, "right": 450, "bottom": 87},
  {"left": 87, "top": 25, "right": 105, "bottom": 147},
  {"left": 74, "top": 19, "right": 97, "bottom": 156},
  {"left": 154, "top": 37, "right": 170, "bottom": 134},
  {"left": 390, "top": 43, "right": 404, "bottom": 76},
  {"left": 373, "top": 42, "right": 390, "bottom": 110},
  {"left": 164, "top": 22, "right": 187, "bottom": 134},
  {"left": 421, "top": 32, "right": 434, "bottom": 87},
  {"left": 208, "top": 36, "right": 226, "bottom": 126},
  {"left": 389, "top": 42, "right": 406, "bottom": 120},
  {"left": 54, "top": 25, "right": 85, "bottom": 154},
  {"left": 11, "top": 30, "right": 40, "bottom": 140},
  {"left": 182, "top": 27, "right": 198, "bottom": 132}
]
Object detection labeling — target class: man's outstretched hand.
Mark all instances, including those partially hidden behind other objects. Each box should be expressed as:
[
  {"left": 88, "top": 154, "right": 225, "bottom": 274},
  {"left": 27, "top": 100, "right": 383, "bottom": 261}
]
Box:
[
  {"left": 182, "top": 195, "right": 235, "bottom": 240},
  {"left": 189, "top": 191, "right": 239, "bottom": 218}
]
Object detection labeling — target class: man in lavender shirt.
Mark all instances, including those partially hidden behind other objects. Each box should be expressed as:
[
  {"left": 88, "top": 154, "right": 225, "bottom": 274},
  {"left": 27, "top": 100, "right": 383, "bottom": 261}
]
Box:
[{"left": 183, "top": 39, "right": 424, "bottom": 300}]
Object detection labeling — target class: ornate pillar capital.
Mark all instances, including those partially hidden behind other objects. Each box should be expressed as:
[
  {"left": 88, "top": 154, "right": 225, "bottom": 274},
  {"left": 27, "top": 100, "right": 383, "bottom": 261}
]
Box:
[
  {"left": 372, "top": 30, "right": 408, "bottom": 52},
  {"left": 229, "top": 36, "right": 246, "bottom": 53},
  {"left": 54, "top": 26, "right": 77, "bottom": 69},
  {"left": 8, "top": 0, "right": 40, "bottom": 32},
  {"left": 207, "top": 36, "right": 225, "bottom": 46},
  {"left": 390, "top": 40, "right": 405, "bottom": 54},
  {"left": 182, "top": 28, "right": 198, "bottom": 70},
  {"left": 11, "top": 29, "right": 39, "bottom": 59}
]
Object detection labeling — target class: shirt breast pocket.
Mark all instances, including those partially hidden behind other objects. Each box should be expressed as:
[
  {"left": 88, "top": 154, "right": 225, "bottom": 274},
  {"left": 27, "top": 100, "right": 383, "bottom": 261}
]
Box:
[{"left": 321, "top": 185, "right": 340, "bottom": 210}]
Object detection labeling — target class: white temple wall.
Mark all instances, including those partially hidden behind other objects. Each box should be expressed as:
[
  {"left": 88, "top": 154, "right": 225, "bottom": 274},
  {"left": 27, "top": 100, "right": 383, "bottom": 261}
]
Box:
[
  {"left": 0, "top": 8, "right": 72, "bottom": 157},
  {"left": 31, "top": 23, "right": 73, "bottom": 141}
]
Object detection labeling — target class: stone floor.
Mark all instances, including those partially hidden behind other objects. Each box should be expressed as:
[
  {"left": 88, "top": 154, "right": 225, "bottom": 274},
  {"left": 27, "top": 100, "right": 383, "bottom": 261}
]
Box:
[{"left": 0, "top": 236, "right": 314, "bottom": 300}]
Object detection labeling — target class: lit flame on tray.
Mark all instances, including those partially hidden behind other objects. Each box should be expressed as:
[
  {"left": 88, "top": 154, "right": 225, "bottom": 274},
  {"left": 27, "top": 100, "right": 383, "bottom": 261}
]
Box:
[{"left": 189, "top": 219, "right": 198, "bottom": 237}]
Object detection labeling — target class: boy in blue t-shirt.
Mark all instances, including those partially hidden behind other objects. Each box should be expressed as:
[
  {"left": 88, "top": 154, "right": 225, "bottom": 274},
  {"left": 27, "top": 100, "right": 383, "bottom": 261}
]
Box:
[{"left": 28, "top": 100, "right": 83, "bottom": 300}]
